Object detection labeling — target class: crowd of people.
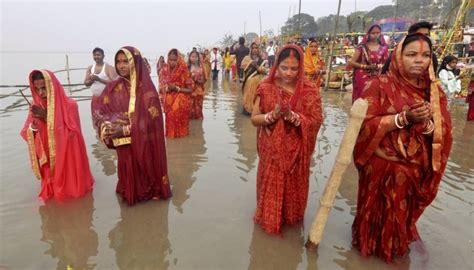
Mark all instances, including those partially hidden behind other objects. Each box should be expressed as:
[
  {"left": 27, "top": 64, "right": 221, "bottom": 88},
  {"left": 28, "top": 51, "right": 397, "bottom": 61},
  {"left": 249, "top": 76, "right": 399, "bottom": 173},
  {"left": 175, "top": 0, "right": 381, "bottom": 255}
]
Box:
[{"left": 19, "top": 19, "right": 473, "bottom": 264}]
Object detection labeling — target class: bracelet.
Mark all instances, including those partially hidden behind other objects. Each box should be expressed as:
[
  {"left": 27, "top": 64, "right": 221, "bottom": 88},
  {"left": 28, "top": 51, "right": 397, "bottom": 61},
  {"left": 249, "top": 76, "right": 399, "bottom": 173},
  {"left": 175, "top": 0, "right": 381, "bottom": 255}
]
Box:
[
  {"left": 177, "top": 86, "right": 181, "bottom": 93},
  {"left": 422, "top": 120, "right": 434, "bottom": 134},
  {"left": 291, "top": 112, "right": 301, "bottom": 126},
  {"left": 264, "top": 112, "right": 275, "bottom": 124},
  {"left": 29, "top": 123, "right": 38, "bottom": 132},
  {"left": 122, "top": 125, "right": 131, "bottom": 136},
  {"left": 399, "top": 111, "right": 410, "bottom": 126},
  {"left": 394, "top": 113, "right": 404, "bottom": 129}
]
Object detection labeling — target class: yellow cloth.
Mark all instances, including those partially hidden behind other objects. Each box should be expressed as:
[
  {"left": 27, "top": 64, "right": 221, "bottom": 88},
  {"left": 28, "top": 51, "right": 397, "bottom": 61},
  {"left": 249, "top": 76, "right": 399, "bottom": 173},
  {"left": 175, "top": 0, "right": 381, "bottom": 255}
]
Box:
[{"left": 304, "top": 47, "right": 322, "bottom": 77}]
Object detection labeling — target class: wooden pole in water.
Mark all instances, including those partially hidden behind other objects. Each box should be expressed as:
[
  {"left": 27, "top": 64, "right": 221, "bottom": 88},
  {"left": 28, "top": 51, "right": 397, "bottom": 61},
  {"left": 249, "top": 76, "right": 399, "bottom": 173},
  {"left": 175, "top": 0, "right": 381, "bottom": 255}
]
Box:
[
  {"left": 66, "top": 54, "right": 71, "bottom": 93},
  {"left": 324, "top": 0, "right": 342, "bottom": 91},
  {"left": 306, "top": 98, "right": 368, "bottom": 250}
]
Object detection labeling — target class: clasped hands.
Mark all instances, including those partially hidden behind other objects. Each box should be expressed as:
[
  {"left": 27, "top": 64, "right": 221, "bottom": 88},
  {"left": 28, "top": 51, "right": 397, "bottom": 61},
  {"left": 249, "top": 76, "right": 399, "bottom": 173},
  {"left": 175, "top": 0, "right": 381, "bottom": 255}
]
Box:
[{"left": 268, "top": 104, "right": 301, "bottom": 126}]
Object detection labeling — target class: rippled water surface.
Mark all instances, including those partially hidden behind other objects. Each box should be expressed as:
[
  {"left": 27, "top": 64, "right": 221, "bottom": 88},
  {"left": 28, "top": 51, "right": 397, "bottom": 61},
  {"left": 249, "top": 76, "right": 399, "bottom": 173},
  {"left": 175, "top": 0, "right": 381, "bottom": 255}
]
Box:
[{"left": 1, "top": 57, "right": 473, "bottom": 269}]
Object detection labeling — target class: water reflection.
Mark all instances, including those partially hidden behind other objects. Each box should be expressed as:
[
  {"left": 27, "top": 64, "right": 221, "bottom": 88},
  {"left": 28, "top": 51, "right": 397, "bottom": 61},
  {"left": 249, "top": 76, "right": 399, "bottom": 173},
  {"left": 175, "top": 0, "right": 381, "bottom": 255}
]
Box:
[
  {"left": 228, "top": 101, "right": 257, "bottom": 180},
  {"left": 108, "top": 199, "right": 172, "bottom": 269},
  {"left": 247, "top": 225, "right": 304, "bottom": 270},
  {"left": 39, "top": 194, "right": 98, "bottom": 270},
  {"left": 167, "top": 120, "right": 207, "bottom": 213},
  {"left": 90, "top": 136, "right": 117, "bottom": 176}
]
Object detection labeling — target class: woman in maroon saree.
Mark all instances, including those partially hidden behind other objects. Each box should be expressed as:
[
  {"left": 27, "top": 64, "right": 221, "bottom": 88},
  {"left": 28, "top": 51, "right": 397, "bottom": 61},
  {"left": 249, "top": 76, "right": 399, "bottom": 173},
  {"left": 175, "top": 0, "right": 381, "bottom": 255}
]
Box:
[
  {"left": 92, "top": 46, "right": 171, "bottom": 205},
  {"left": 251, "top": 45, "right": 323, "bottom": 234},
  {"left": 352, "top": 34, "right": 453, "bottom": 262}
]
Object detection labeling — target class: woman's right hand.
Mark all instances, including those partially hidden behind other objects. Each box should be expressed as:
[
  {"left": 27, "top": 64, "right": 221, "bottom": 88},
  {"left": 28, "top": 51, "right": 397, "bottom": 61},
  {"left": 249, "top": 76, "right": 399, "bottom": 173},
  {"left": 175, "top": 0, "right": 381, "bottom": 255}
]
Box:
[
  {"left": 406, "top": 102, "right": 432, "bottom": 124},
  {"left": 272, "top": 104, "right": 282, "bottom": 120}
]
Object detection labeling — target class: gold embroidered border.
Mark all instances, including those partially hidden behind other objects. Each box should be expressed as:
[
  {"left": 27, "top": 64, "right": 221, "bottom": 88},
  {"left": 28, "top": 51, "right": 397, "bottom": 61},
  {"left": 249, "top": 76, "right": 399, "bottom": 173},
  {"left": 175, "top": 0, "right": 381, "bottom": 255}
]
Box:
[
  {"left": 112, "top": 137, "right": 132, "bottom": 147},
  {"left": 42, "top": 70, "right": 56, "bottom": 175},
  {"left": 27, "top": 128, "right": 42, "bottom": 180},
  {"left": 121, "top": 48, "right": 137, "bottom": 122}
]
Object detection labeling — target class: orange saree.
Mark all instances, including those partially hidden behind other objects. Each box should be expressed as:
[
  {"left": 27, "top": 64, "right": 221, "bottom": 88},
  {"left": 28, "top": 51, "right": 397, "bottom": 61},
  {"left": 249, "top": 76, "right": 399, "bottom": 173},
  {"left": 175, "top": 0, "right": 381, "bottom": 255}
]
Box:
[{"left": 159, "top": 50, "right": 195, "bottom": 138}]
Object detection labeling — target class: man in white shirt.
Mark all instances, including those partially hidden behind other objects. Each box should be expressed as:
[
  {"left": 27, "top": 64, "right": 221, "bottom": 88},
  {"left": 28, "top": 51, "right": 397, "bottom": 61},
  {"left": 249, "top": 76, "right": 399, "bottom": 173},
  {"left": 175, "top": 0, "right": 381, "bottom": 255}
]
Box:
[
  {"left": 210, "top": 47, "right": 223, "bottom": 81},
  {"left": 266, "top": 41, "right": 276, "bottom": 67}
]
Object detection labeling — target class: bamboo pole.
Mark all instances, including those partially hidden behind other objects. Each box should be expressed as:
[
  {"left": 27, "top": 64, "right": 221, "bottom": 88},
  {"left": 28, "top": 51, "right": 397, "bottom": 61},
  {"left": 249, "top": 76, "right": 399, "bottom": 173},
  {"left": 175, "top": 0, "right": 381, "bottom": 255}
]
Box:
[
  {"left": 306, "top": 98, "right": 368, "bottom": 250},
  {"left": 324, "top": 0, "right": 343, "bottom": 90}
]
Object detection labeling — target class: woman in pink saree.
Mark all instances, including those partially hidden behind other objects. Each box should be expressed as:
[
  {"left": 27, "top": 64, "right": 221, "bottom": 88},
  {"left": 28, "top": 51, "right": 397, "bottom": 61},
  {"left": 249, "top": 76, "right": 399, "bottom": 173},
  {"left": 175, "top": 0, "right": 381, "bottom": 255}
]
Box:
[
  {"left": 21, "top": 70, "right": 94, "bottom": 200},
  {"left": 349, "top": 24, "right": 389, "bottom": 103}
]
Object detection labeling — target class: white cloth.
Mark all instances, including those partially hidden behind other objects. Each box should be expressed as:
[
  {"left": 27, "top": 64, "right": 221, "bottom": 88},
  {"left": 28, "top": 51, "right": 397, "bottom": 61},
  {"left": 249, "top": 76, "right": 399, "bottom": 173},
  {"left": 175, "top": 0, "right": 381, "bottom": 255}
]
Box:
[
  {"left": 439, "top": 69, "right": 461, "bottom": 95},
  {"left": 90, "top": 63, "right": 110, "bottom": 96},
  {"left": 210, "top": 52, "right": 223, "bottom": 70},
  {"left": 266, "top": 45, "right": 275, "bottom": 56}
]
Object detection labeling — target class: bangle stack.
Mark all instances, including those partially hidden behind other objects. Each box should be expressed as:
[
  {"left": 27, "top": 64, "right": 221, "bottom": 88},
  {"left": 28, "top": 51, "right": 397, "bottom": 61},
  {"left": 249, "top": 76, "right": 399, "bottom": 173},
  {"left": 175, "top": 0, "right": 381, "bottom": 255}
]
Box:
[
  {"left": 289, "top": 111, "right": 301, "bottom": 126},
  {"left": 264, "top": 112, "right": 276, "bottom": 124},
  {"left": 29, "top": 123, "right": 38, "bottom": 132},
  {"left": 122, "top": 125, "right": 131, "bottom": 136},
  {"left": 360, "top": 64, "right": 366, "bottom": 69},
  {"left": 422, "top": 120, "right": 434, "bottom": 134},
  {"left": 394, "top": 111, "right": 410, "bottom": 129}
]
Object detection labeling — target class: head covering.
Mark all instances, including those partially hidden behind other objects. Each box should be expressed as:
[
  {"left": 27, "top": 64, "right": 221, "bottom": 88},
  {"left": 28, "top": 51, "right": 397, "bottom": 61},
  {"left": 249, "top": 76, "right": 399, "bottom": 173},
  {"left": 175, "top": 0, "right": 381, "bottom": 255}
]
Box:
[
  {"left": 264, "top": 44, "right": 308, "bottom": 109},
  {"left": 93, "top": 46, "right": 168, "bottom": 190},
  {"left": 21, "top": 70, "right": 94, "bottom": 199},
  {"left": 303, "top": 40, "right": 322, "bottom": 75},
  {"left": 23, "top": 70, "right": 80, "bottom": 177},
  {"left": 359, "top": 24, "right": 387, "bottom": 47},
  {"left": 388, "top": 33, "right": 447, "bottom": 171}
]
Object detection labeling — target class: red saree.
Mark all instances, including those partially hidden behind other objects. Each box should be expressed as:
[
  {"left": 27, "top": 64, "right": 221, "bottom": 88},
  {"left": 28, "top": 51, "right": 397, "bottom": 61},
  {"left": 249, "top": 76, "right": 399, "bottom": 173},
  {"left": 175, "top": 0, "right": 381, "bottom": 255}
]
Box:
[
  {"left": 21, "top": 70, "right": 94, "bottom": 201},
  {"left": 254, "top": 45, "right": 323, "bottom": 234},
  {"left": 93, "top": 46, "right": 171, "bottom": 206},
  {"left": 467, "top": 81, "right": 474, "bottom": 121},
  {"left": 352, "top": 37, "right": 453, "bottom": 262},
  {"left": 189, "top": 63, "right": 207, "bottom": 120},
  {"left": 159, "top": 50, "right": 195, "bottom": 138}
]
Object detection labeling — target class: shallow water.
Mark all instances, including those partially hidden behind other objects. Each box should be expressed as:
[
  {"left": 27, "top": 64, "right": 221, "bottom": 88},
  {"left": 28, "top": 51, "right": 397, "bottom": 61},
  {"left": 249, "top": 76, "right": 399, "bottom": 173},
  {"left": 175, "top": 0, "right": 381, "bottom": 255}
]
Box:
[{"left": 0, "top": 67, "right": 473, "bottom": 269}]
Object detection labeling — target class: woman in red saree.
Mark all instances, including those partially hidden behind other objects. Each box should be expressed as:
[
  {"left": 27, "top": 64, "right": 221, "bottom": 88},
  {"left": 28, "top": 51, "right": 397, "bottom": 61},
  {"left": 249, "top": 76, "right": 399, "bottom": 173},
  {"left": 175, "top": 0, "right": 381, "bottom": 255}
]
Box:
[
  {"left": 467, "top": 79, "right": 474, "bottom": 121},
  {"left": 349, "top": 24, "right": 389, "bottom": 103},
  {"left": 352, "top": 34, "right": 453, "bottom": 262},
  {"left": 251, "top": 45, "right": 323, "bottom": 234},
  {"left": 159, "top": 49, "right": 195, "bottom": 138},
  {"left": 21, "top": 70, "right": 94, "bottom": 201},
  {"left": 92, "top": 46, "right": 171, "bottom": 206},
  {"left": 188, "top": 50, "right": 207, "bottom": 120}
]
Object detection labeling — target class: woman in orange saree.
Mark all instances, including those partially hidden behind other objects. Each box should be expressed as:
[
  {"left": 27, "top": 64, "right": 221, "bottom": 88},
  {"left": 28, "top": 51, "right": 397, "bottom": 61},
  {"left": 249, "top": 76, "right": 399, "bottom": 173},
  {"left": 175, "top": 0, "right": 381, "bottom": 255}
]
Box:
[
  {"left": 93, "top": 46, "right": 171, "bottom": 206},
  {"left": 188, "top": 50, "right": 207, "bottom": 120},
  {"left": 21, "top": 70, "right": 94, "bottom": 201},
  {"left": 304, "top": 39, "right": 324, "bottom": 87},
  {"left": 251, "top": 45, "right": 323, "bottom": 234},
  {"left": 352, "top": 34, "right": 453, "bottom": 262},
  {"left": 159, "top": 49, "right": 194, "bottom": 138}
]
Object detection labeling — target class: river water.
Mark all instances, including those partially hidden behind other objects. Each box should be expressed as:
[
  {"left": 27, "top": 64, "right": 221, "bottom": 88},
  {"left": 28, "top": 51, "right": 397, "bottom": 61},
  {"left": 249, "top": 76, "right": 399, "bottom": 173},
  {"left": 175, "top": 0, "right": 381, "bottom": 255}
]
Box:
[{"left": 0, "top": 53, "right": 473, "bottom": 270}]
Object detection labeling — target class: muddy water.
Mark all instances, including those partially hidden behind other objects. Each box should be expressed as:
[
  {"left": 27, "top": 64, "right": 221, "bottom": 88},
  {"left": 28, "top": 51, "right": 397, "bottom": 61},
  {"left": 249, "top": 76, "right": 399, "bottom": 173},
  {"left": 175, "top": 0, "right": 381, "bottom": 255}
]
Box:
[{"left": 0, "top": 76, "right": 472, "bottom": 270}]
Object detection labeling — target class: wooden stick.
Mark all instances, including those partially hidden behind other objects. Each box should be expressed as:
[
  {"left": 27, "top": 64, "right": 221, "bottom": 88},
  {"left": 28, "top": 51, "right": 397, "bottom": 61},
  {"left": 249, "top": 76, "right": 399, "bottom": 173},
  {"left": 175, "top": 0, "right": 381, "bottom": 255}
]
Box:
[
  {"left": 18, "top": 89, "right": 32, "bottom": 106},
  {"left": 306, "top": 98, "right": 368, "bottom": 250}
]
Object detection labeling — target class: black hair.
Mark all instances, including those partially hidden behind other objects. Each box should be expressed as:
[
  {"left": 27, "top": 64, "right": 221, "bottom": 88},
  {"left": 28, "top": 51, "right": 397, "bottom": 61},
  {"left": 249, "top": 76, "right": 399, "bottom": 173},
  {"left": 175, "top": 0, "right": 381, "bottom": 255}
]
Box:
[
  {"left": 31, "top": 71, "right": 44, "bottom": 82},
  {"left": 276, "top": 48, "right": 301, "bottom": 65},
  {"left": 239, "top": 37, "right": 245, "bottom": 45},
  {"left": 439, "top": 55, "right": 459, "bottom": 76},
  {"left": 92, "top": 47, "right": 104, "bottom": 55},
  {"left": 187, "top": 50, "right": 201, "bottom": 69},
  {"left": 401, "top": 33, "right": 432, "bottom": 52},
  {"left": 408, "top": 21, "right": 433, "bottom": 35},
  {"left": 168, "top": 49, "right": 179, "bottom": 57}
]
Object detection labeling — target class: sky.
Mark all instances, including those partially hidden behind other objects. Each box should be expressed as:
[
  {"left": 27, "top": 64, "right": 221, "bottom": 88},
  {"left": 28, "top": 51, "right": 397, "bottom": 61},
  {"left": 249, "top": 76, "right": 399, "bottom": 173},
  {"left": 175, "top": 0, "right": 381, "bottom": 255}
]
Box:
[{"left": 1, "top": 0, "right": 393, "bottom": 55}]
